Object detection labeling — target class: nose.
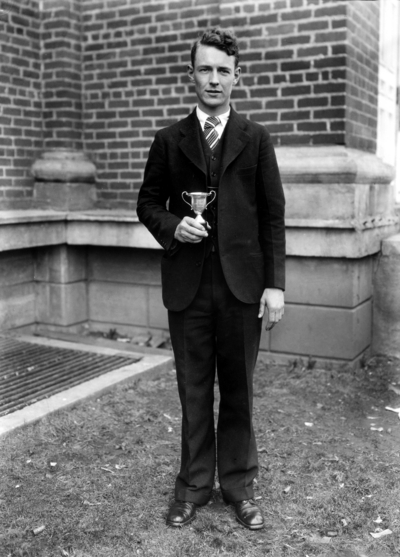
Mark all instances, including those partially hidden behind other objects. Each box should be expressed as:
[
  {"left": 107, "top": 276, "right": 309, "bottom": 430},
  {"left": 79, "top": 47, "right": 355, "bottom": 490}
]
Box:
[{"left": 209, "top": 69, "right": 219, "bottom": 85}]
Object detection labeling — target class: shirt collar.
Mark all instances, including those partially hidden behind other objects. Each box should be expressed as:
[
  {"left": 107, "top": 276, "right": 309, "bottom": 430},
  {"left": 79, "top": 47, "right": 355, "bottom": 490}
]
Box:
[{"left": 196, "top": 106, "right": 230, "bottom": 128}]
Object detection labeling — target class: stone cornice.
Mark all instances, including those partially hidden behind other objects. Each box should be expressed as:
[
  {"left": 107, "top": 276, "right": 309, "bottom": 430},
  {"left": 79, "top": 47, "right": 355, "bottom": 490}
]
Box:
[
  {"left": 0, "top": 210, "right": 398, "bottom": 258},
  {"left": 275, "top": 145, "right": 394, "bottom": 185}
]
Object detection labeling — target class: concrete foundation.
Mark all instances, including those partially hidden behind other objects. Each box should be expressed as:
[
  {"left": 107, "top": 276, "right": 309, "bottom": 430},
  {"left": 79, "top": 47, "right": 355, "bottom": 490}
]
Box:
[
  {"left": 373, "top": 233, "right": 400, "bottom": 358},
  {"left": 0, "top": 145, "right": 398, "bottom": 366}
]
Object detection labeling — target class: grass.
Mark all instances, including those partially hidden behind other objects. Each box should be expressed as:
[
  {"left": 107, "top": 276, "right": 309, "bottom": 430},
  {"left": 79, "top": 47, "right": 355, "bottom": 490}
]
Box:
[{"left": 1, "top": 354, "right": 400, "bottom": 557}]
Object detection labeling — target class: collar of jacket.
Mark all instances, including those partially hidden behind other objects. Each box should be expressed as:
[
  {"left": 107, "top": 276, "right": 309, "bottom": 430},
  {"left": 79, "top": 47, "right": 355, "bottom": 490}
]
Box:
[{"left": 178, "top": 107, "right": 250, "bottom": 177}]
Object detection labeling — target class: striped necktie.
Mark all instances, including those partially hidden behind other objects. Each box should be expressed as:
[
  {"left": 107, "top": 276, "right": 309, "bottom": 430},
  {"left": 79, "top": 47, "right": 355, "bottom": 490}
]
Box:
[{"left": 203, "top": 116, "right": 221, "bottom": 150}]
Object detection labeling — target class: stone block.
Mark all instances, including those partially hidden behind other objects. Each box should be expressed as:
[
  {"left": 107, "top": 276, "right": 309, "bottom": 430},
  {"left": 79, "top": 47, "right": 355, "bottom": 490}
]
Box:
[
  {"left": 276, "top": 145, "right": 394, "bottom": 186},
  {"left": 270, "top": 300, "right": 372, "bottom": 360},
  {"left": 35, "top": 245, "right": 87, "bottom": 283},
  {"left": 0, "top": 250, "right": 34, "bottom": 286},
  {"left": 285, "top": 256, "right": 372, "bottom": 307},
  {"left": 0, "top": 221, "right": 66, "bottom": 251},
  {"left": 284, "top": 182, "right": 395, "bottom": 222},
  {"left": 148, "top": 286, "right": 168, "bottom": 329},
  {"left": 88, "top": 247, "right": 162, "bottom": 285},
  {"left": 31, "top": 149, "right": 96, "bottom": 183},
  {"left": 88, "top": 282, "right": 148, "bottom": 327},
  {"left": 0, "top": 283, "right": 35, "bottom": 330},
  {"left": 286, "top": 222, "right": 399, "bottom": 258},
  {"left": 67, "top": 218, "right": 161, "bottom": 250},
  {"left": 372, "top": 233, "right": 400, "bottom": 358},
  {"left": 36, "top": 282, "right": 87, "bottom": 326},
  {"left": 34, "top": 182, "right": 97, "bottom": 211}
]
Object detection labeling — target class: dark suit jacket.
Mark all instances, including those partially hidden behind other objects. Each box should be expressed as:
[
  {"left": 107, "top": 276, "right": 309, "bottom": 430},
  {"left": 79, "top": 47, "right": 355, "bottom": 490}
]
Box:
[{"left": 136, "top": 108, "right": 285, "bottom": 312}]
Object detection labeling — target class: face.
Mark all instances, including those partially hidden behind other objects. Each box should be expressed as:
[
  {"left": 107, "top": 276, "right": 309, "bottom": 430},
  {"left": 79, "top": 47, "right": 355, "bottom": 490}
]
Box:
[{"left": 188, "top": 44, "right": 241, "bottom": 116}]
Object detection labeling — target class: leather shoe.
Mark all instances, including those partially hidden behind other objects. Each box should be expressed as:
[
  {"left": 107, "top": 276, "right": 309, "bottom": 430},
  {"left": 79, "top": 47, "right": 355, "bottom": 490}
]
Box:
[
  {"left": 166, "top": 500, "right": 197, "bottom": 527},
  {"left": 231, "top": 499, "right": 264, "bottom": 530}
]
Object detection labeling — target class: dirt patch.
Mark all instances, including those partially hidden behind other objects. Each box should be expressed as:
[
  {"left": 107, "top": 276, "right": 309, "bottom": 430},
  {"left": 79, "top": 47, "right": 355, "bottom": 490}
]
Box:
[{"left": 0, "top": 355, "right": 400, "bottom": 557}]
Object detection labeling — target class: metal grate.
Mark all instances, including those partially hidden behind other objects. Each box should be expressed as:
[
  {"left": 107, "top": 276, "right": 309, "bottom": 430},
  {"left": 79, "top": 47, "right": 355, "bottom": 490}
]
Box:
[{"left": 0, "top": 337, "right": 141, "bottom": 416}]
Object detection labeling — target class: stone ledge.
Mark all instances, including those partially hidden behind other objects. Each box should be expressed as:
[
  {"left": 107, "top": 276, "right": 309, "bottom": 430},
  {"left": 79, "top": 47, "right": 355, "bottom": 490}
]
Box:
[
  {"left": 276, "top": 145, "right": 394, "bottom": 184},
  {"left": 0, "top": 210, "right": 398, "bottom": 258}
]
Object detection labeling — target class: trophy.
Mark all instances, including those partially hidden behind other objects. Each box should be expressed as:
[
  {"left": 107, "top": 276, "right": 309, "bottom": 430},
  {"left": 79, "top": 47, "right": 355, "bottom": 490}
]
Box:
[{"left": 182, "top": 190, "right": 216, "bottom": 225}]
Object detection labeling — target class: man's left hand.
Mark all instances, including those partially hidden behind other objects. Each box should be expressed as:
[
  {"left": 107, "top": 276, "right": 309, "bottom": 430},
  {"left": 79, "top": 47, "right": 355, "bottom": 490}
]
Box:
[{"left": 258, "top": 288, "right": 284, "bottom": 331}]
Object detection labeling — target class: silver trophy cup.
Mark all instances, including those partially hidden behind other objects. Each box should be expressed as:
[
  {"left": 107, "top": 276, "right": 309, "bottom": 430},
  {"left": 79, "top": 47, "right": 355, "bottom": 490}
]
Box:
[{"left": 182, "top": 191, "right": 216, "bottom": 225}]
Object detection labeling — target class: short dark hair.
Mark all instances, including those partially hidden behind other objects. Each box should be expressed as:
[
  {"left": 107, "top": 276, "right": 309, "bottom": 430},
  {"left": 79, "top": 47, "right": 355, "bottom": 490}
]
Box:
[{"left": 190, "top": 28, "right": 240, "bottom": 68}]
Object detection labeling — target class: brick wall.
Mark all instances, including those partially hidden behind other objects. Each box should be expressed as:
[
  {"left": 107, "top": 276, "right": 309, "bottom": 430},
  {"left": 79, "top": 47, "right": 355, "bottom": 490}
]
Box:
[
  {"left": 0, "top": 0, "right": 42, "bottom": 209},
  {"left": 41, "top": 0, "right": 83, "bottom": 150},
  {"left": 82, "top": 0, "right": 378, "bottom": 210},
  {"left": 346, "top": 0, "right": 379, "bottom": 152},
  {"left": 0, "top": 0, "right": 381, "bottom": 210}
]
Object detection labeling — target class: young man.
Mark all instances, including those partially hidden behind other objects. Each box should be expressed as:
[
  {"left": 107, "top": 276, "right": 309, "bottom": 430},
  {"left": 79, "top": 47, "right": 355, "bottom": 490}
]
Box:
[{"left": 137, "top": 28, "right": 285, "bottom": 530}]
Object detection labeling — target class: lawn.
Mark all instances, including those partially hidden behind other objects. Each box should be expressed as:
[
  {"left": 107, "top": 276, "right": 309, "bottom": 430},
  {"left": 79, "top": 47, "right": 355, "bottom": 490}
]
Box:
[{"left": 1, "top": 353, "right": 400, "bottom": 557}]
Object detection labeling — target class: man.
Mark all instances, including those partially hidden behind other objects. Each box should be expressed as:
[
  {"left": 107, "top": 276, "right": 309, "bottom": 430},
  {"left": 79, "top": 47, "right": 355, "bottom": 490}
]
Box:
[{"left": 137, "top": 28, "right": 285, "bottom": 530}]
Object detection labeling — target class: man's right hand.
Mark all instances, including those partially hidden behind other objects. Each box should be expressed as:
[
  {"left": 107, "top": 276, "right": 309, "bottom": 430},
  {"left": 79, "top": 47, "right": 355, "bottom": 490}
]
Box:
[{"left": 174, "top": 217, "right": 209, "bottom": 243}]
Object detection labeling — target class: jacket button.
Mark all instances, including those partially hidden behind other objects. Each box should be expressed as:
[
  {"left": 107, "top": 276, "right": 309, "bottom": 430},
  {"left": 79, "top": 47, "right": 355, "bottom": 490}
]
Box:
[
  {"left": 212, "top": 172, "right": 217, "bottom": 177},
  {"left": 212, "top": 156, "right": 216, "bottom": 161},
  {"left": 195, "top": 261, "right": 201, "bottom": 267}
]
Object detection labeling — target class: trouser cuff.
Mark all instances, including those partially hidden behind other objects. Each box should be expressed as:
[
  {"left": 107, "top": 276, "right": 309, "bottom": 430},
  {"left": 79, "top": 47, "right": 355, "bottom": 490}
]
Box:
[
  {"left": 221, "top": 485, "right": 254, "bottom": 503},
  {"left": 175, "top": 488, "right": 211, "bottom": 506}
]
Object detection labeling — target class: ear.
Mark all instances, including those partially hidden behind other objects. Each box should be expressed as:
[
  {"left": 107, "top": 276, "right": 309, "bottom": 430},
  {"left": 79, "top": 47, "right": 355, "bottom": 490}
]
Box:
[
  {"left": 233, "top": 66, "right": 241, "bottom": 85},
  {"left": 187, "top": 64, "right": 195, "bottom": 83}
]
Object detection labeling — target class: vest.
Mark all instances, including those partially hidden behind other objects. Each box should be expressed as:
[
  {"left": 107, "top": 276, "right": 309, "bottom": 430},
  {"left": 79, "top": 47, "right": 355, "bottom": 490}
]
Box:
[{"left": 198, "top": 123, "right": 225, "bottom": 257}]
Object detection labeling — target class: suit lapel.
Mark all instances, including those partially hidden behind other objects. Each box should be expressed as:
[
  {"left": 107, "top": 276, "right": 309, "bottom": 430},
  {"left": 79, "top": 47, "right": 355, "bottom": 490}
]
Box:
[
  {"left": 178, "top": 108, "right": 250, "bottom": 180},
  {"left": 178, "top": 110, "right": 207, "bottom": 176},
  {"left": 220, "top": 108, "right": 250, "bottom": 178}
]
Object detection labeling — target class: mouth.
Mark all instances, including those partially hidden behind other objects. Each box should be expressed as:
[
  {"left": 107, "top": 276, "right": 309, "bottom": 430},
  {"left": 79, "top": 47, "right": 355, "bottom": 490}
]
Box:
[{"left": 206, "top": 90, "right": 221, "bottom": 95}]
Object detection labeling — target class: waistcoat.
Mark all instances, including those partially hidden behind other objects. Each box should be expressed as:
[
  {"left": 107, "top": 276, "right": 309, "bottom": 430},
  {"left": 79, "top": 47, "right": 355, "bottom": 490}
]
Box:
[{"left": 198, "top": 123, "right": 226, "bottom": 257}]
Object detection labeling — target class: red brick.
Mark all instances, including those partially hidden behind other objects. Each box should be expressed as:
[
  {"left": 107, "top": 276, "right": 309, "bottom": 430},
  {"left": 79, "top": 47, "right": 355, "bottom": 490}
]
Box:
[
  {"left": 281, "top": 85, "right": 311, "bottom": 96},
  {"left": 314, "top": 4, "right": 347, "bottom": 18},
  {"left": 281, "top": 110, "right": 310, "bottom": 121},
  {"left": 331, "top": 95, "right": 345, "bottom": 106},
  {"left": 315, "top": 31, "right": 346, "bottom": 43},
  {"left": 281, "top": 9, "right": 312, "bottom": 20},
  {"left": 249, "top": 112, "right": 278, "bottom": 123},
  {"left": 298, "top": 121, "right": 327, "bottom": 132},
  {"left": 281, "top": 60, "right": 311, "bottom": 71},
  {"left": 235, "top": 100, "right": 263, "bottom": 111},
  {"left": 282, "top": 35, "right": 311, "bottom": 46},
  {"left": 314, "top": 56, "right": 346, "bottom": 68},
  {"left": 314, "top": 82, "right": 346, "bottom": 94},
  {"left": 298, "top": 19, "right": 329, "bottom": 32},
  {"left": 273, "top": 74, "right": 288, "bottom": 84},
  {"left": 249, "top": 13, "right": 278, "bottom": 24},
  {"left": 298, "top": 96, "right": 329, "bottom": 108},
  {"left": 266, "top": 99, "right": 294, "bottom": 109},
  {"left": 267, "top": 123, "right": 295, "bottom": 133},
  {"left": 265, "top": 49, "right": 294, "bottom": 60},
  {"left": 314, "top": 108, "right": 345, "bottom": 119},
  {"left": 250, "top": 87, "right": 278, "bottom": 98}
]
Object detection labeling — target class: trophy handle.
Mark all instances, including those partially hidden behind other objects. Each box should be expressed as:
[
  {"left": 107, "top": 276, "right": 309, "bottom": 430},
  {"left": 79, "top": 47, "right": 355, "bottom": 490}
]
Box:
[
  {"left": 204, "top": 190, "right": 216, "bottom": 209},
  {"left": 182, "top": 191, "right": 192, "bottom": 208}
]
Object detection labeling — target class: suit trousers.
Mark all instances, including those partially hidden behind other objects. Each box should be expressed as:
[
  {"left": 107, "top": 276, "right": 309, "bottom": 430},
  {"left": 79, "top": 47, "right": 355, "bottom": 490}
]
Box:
[{"left": 168, "top": 251, "right": 262, "bottom": 505}]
